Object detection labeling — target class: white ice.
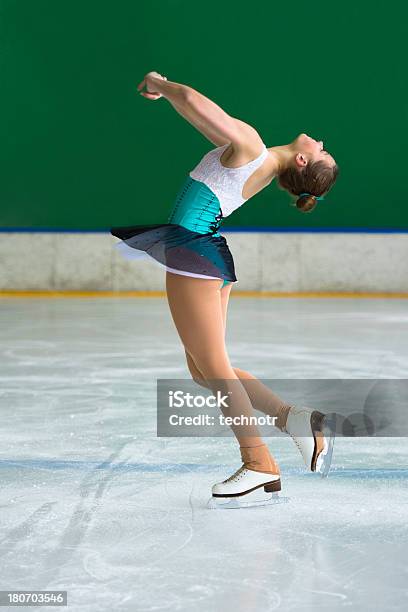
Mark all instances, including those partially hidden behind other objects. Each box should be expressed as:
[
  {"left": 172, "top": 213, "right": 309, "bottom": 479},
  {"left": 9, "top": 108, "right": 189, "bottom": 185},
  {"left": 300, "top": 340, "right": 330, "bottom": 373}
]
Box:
[{"left": 0, "top": 296, "right": 407, "bottom": 611}]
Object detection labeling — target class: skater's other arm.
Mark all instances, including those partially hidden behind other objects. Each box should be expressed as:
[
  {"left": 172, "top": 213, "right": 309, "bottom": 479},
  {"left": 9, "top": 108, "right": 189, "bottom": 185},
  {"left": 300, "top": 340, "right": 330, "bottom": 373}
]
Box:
[{"left": 139, "top": 72, "right": 262, "bottom": 150}]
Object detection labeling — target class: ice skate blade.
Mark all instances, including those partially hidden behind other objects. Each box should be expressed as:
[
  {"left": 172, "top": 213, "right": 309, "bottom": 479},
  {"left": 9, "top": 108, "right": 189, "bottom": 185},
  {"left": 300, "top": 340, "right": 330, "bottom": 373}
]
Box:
[
  {"left": 316, "top": 414, "right": 336, "bottom": 478},
  {"left": 208, "top": 491, "right": 289, "bottom": 510}
]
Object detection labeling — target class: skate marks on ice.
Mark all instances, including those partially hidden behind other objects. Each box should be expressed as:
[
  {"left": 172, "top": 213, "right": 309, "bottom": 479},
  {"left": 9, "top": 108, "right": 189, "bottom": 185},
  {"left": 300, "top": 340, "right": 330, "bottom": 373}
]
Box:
[
  {"left": 138, "top": 464, "right": 408, "bottom": 610},
  {"left": 1, "top": 458, "right": 408, "bottom": 610},
  {"left": 0, "top": 443, "right": 136, "bottom": 592},
  {"left": 0, "top": 454, "right": 202, "bottom": 608}
]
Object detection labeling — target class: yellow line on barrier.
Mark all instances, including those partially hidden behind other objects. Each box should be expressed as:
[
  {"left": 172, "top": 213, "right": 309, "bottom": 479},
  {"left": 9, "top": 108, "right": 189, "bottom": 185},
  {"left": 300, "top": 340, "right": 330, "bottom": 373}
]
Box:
[{"left": 1, "top": 290, "right": 408, "bottom": 299}]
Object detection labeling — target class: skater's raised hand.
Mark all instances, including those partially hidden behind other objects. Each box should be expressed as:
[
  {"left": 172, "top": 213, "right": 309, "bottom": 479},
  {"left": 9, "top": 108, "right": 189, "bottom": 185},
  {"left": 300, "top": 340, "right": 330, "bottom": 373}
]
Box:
[{"left": 137, "top": 71, "right": 167, "bottom": 100}]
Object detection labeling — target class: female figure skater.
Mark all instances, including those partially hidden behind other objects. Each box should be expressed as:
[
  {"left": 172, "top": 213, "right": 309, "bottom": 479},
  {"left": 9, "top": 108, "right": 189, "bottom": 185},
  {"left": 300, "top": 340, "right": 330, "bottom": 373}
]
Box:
[{"left": 111, "top": 71, "right": 339, "bottom": 508}]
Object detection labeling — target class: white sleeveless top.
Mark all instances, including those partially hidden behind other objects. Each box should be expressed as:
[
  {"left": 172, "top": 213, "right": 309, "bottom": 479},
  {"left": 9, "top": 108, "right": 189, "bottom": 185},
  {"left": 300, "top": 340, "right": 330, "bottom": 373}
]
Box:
[{"left": 189, "top": 142, "right": 269, "bottom": 218}]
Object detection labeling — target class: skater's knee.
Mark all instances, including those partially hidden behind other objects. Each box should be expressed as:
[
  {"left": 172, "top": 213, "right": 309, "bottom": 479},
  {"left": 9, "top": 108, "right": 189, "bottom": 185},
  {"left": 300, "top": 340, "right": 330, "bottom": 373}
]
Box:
[
  {"left": 191, "top": 372, "right": 206, "bottom": 387},
  {"left": 185, "top": 350, "right": 206, "bottom": 386},
  {"left": 191, "top": 355, "right": 234, "bottom": 382},
  {"left": 185, "top": 352, "right": 229, "bottom": 388}
]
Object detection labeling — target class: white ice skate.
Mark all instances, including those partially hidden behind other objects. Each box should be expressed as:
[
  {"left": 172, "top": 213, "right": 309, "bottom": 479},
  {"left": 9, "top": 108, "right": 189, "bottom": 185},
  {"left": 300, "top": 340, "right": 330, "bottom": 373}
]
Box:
[
  {"left": 208, "top": 465, "right": 289, "bottom": 509},
  {"left": 284, "top": 406, "right": 336, "bottom": 477}
]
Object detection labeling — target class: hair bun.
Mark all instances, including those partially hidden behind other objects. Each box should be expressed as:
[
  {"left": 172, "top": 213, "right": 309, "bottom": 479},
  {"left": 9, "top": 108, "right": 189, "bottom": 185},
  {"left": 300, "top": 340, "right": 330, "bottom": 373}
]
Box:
[{"left": 296, "top": 194, "right": 317, "bottom": 213}]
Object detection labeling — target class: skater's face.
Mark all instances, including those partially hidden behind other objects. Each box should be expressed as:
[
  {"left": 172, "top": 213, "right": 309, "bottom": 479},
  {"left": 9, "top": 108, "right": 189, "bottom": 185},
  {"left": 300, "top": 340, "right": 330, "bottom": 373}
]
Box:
[{"left": 294, "top": 133, "right": 336, "bottom": 169}]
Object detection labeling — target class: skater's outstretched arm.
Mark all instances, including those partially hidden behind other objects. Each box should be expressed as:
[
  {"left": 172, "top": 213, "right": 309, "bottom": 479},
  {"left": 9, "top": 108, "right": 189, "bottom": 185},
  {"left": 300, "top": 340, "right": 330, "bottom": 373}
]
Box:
[{"left": 138, "top": 71, "right": 263, "bottom": 150}]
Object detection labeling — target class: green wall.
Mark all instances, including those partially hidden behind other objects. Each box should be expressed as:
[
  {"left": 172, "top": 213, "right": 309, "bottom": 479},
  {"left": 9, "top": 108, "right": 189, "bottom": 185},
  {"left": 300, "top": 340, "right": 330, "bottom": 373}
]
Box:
[{"left": 1, "top": 0, "right": 406, "bottom": 230}]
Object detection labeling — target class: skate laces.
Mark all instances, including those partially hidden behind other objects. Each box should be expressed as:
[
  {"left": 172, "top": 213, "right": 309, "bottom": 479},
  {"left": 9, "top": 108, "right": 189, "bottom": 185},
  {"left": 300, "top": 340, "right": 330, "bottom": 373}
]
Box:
[
  {"left": 223, "top": 465, "right": 247, "bottom": 484},
  {"left": 284, "top": 407, "right": 308, "bottom": 452},
  {"left": 288, "top": 433, "right": 303, "bottom": 453}
]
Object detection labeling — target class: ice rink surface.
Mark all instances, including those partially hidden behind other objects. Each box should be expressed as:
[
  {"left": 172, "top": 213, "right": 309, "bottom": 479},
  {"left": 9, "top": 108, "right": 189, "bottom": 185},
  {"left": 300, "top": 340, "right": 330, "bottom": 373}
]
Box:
[{"left": 0, "top": 296, "right": 407, "bottom": 611}]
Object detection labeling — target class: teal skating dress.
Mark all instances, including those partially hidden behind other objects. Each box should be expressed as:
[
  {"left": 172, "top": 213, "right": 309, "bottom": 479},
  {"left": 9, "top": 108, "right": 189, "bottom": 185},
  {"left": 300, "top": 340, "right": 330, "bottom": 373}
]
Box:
[{"left": 111, "top": 141, "right": 269, "bottom": 284}]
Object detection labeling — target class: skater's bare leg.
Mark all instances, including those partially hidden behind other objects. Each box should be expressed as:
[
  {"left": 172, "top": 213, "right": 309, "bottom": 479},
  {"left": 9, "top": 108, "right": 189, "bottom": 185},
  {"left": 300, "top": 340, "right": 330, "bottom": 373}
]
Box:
[
  {"left": 185, "top": 282, "right": 291, "bottom": 432},
  {"left": 186, "top": 282, "right": 334, "bottom": 475},
  {"left": 165, "top": 271, "right": 279, "bottom": 474}
]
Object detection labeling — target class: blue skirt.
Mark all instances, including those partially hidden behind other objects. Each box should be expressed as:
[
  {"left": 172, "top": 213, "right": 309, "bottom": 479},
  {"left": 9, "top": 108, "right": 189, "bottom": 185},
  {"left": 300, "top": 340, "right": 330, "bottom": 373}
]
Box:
[{"left": 110, "top": 223, "right": 237, "bottom": 282}]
